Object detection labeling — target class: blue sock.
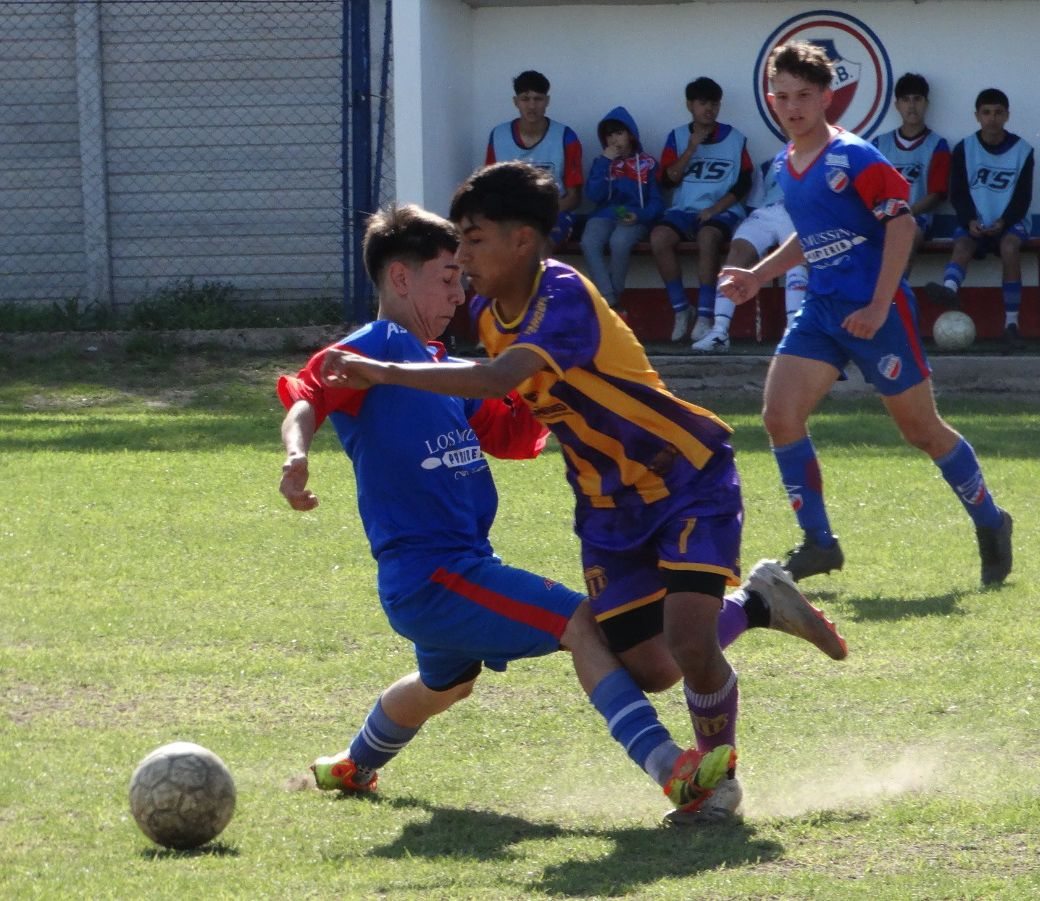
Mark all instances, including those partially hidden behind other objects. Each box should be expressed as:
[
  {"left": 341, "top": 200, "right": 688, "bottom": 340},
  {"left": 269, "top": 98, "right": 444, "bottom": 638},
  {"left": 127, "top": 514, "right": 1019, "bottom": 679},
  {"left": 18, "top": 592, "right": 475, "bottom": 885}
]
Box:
[
  {"left": 943, "top": 262, "right": 966, "bottom": 289},
  {"left": 934, "top": 438, "right": 1003, "bottom": 529},
  {"left": 665, "top": 279, "right": 689, "bottom": 312},
  {"left": 773, "top": 437, "right": 834, "bottom": 546},
  {"left": 590, "top": 668, "right": 675, "bottom": 779},
  {"left": 347, "top": 697, "right": 421, "bottom": 771},
  {"left": 697, "top": 284, "right": 714, "bottom": 319},
  {"left": 1003, "top": 281, "right": 1022, "bottom": 324}
]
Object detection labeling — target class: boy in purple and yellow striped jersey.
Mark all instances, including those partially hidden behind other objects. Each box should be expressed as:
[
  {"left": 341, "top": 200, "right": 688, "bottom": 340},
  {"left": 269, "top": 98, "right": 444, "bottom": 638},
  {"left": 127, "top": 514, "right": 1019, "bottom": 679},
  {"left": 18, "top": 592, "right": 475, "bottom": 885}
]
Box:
[{"left": 321, "top": 161, "right": 848, "bottom": 823}]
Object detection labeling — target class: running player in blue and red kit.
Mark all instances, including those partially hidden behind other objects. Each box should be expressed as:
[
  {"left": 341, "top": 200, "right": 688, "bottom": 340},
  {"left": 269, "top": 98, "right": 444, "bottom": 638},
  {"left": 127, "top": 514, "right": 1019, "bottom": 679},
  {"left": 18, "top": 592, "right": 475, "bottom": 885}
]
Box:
[
  {"left": 321, "top": 164, "right": 848, "bottom": 824},
  {"left": 872, "top": 72, "right": 951, "bottom": 269},
  {"left": 485, "top": 69, "right": 583, "bottom": 248},
  {"left": 719, "top": 42, "right": 1012, "bottom": 586},
  {"left": 279, "top": 204, "right": 743, "bottom": 823}
]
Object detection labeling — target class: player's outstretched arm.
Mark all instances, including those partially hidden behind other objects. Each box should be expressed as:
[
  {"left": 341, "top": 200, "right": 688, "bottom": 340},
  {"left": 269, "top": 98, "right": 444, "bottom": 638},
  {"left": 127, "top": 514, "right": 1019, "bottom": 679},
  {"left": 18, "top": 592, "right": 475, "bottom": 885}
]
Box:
[
  {"left": 719, "top": 232, "right": 805, "bottom": 304},
  {"left": 280, "top": 400, "right": 319, "bottom": 511},
  {"left": 321, "top": 346, "right": 545, "bottom": 400}
]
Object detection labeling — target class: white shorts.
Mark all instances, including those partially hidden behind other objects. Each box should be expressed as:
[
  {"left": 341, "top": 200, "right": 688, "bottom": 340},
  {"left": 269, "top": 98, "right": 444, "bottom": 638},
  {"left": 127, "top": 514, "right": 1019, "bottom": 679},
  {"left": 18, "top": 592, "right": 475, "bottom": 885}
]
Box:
[{"left": 731, "top": 203, "right": 796, "bottom": 257}]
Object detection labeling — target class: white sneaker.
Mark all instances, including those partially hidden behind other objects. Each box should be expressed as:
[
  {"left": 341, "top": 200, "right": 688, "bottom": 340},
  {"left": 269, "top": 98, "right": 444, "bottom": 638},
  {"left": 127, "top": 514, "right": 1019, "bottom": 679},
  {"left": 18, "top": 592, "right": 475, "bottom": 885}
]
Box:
[
  {"left": 745, "top": 559, "right": 848, "bottom": 660},
  {"left": 670, "top": 307, "right": 691, "bottom": 342},
  {"left": 691, "top": 329, "right": 730, "bottom": 353},
  {"left": 664, "top": 776, "right": 743, "bottom": 825},
  {"left": 690, "top": 317, "right": 712, "bottom": 342}
]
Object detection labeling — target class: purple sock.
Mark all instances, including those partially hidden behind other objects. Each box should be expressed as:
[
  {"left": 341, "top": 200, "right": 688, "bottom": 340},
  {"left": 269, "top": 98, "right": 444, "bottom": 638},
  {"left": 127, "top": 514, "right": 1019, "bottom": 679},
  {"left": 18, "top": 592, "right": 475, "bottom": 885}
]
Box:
[
  {"left": 717, "top": 595, "right": 749, "bottom": 650},
  {"left": 684, "top": 669, "right": 738, "bottom": 752}
]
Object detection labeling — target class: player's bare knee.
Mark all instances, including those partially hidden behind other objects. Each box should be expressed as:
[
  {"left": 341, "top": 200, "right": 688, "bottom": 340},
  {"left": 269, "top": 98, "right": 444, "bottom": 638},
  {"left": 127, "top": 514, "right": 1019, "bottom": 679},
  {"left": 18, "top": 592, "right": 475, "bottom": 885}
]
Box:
[
  {"left": 627, "top": 656, "right": 682, "bottom": 693},
  {"left": 559, "top": 599, "right": 604, "bottom": 652},
  {"left": 650, "top": 227, "right": 677, "bottom": 253}
]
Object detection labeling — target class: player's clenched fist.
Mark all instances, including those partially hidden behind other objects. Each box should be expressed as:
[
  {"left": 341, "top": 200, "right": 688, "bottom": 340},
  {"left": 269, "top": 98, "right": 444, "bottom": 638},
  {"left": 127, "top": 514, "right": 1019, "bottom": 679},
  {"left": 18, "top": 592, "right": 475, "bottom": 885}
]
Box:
[
  {"left": 280, "top": 453, "right": 319, "bottom": 510},
  {"left": 717, "top": 266, "right": 761, "bottom": 305}
]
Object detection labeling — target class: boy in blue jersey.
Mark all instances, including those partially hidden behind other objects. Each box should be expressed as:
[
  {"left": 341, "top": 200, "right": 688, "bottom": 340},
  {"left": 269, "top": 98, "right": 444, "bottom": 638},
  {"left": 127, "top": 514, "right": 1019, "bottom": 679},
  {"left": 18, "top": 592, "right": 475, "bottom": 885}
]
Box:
[
  {"left": 720, "top": 43, "right": 1012, "bottom": 587},
  {"left": 650, "top": 77, "right": 753, "bottom": 342},
  {"left": 279, "top": 203, "right": 745, "bottom": 823},
  {"left": 580, "top": 106, "right": 664, "bottom": 311},
  {"left": 923, "top": 88, "right": 1034, "bottom": 349},
  {"left": 872, "top": 73, "right": 951, "bottom": 269},
  {"left": 485, "top": 70, "right": 583, "bottom": 248},
  {"left": 321, "top": 165, "right": 849, "bottom": 824}
]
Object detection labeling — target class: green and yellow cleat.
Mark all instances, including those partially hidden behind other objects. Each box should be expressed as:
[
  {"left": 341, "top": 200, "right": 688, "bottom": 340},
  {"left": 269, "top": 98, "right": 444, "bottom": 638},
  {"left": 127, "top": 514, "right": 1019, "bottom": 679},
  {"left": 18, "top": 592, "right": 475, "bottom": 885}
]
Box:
[
  {"left": 663, "top": 744, "right": 742, "bottom": 825},
  {"left": 310, "top": 754, "right": 378, "bottom": 793}
]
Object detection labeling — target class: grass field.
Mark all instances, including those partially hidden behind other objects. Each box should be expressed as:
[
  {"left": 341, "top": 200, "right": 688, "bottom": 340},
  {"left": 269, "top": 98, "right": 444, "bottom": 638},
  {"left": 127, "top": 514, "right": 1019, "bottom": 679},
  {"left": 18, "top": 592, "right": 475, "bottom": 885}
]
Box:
[{"left": 1, "top": 346, "right": 1038, "bottom": 900}]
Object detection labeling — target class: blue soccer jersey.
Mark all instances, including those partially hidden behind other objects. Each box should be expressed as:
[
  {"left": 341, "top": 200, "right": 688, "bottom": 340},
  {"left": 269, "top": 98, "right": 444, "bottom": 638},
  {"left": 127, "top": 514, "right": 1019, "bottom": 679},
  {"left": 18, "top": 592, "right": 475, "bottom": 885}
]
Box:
[
  {"left": 277, "top": 320, "right": 546, "bottom": 603},
  {"left": 471, "top": 260, "right": 741, "bottom": 552},
  {"left": 776, "top": 129, "right": 912, "bottom": 303}
]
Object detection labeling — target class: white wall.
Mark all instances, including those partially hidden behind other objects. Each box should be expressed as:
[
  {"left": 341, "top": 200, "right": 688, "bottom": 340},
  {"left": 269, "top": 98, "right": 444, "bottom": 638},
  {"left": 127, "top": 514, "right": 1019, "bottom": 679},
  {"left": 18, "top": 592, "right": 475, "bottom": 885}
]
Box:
[
  {"left": 404, "top": 0, "right": 1040, "bottom": 287},
  {"left": 393, "top": 0, "right": 474, "bottom": 213}
]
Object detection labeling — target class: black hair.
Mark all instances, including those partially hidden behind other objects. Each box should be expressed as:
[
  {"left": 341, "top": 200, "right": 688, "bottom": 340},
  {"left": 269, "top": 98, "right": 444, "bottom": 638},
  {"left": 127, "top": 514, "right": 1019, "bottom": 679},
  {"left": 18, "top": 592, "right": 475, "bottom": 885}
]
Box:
[
  {"left": 597, "top": 118, "right": 632, "bottom": 147},
  {"left": 513, "top": 70, "right": 550, "bottom": 95},
  {"left": 975, "top": 87, "right": 1009, "bottom": 110},
  {"left": 895, "top": 73, "right": 929, "bottom": 99},
  {"left": 768, "top": 43, "right": 834, "bottom": 88},
  {"left": 362, "top": 205, "right": 459, "bottom": 284},
  {"left": 449, "top": 162, "right": 558, "bottom": 237},
  {"left": 685, "top": 76, "right": 723, "bottom": 102}
]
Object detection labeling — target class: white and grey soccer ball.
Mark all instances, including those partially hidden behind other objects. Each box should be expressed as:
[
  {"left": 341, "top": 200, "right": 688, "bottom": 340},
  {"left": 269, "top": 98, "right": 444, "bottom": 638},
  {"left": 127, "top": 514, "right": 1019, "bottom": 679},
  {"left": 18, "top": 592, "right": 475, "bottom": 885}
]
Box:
[
  {"left": 932, "top": 310, "right": 976, "bottom": 351},
  {"left": 129, "top": 741, "right": 236, "bottom": 849}
]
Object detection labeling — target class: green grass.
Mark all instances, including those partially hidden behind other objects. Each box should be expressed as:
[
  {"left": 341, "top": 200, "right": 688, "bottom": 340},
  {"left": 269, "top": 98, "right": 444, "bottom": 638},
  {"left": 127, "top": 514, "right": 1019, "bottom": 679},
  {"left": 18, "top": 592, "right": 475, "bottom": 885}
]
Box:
[{"left": 1, "top": 349, "right": 1038, "bottom": 899}]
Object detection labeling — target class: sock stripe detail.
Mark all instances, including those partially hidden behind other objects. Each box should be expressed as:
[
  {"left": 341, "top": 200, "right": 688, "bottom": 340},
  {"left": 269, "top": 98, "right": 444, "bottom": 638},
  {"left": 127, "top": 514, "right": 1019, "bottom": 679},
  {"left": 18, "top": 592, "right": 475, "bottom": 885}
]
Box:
[
  {"left": 607, "top": 699, "right": 653, "bottom": 733},
  {"left": 684, "top": 668, "right": 738, "bottom": 708}
]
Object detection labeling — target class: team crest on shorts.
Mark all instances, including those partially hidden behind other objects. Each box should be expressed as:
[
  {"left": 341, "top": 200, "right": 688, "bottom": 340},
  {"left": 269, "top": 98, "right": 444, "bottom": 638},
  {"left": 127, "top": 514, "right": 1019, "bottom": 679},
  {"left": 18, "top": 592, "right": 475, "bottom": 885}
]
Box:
[
  {"left": 754, "top": 10, "right": 893, "bottom": 142},
  {"left": 878, "top": 354, "right": 902, "bottom": 380}
]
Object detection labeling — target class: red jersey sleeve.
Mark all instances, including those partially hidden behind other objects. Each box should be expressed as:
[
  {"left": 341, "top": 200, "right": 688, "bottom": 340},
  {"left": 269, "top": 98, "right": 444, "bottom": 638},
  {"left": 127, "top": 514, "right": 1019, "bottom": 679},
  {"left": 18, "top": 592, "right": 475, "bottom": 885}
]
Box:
[
  {"left": 276, "top": 346, "right": 367, "bottom": 429},
  {"left": 853, "top": 160, "right": 911, "bottom": 221},
  {"left": 562, "top": 128, "right": 583, "bottom": 189},
  {"left": 927, "top": 144, "right": 952, "bottom": 197},
  {"left": 468, "top": 391, "right": 548, "bottom": 460}
]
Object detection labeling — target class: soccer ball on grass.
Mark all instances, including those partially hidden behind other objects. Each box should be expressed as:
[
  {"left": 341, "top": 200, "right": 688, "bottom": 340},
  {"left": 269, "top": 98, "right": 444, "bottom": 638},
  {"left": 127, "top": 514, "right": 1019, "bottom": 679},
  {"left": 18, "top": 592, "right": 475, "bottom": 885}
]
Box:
[
  {"left": 932, "top": 310, "right": 976, "bottom": 351},
  {"left": 129, "top": 741, "right": 236, "bottom": 849}
]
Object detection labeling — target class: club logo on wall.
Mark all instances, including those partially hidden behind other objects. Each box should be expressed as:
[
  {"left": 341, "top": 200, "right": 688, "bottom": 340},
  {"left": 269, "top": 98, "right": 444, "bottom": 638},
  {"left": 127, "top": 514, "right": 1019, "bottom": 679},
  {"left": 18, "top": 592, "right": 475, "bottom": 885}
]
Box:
[{"left": 754, "top": 10, "right": 892, "bottom": 142}]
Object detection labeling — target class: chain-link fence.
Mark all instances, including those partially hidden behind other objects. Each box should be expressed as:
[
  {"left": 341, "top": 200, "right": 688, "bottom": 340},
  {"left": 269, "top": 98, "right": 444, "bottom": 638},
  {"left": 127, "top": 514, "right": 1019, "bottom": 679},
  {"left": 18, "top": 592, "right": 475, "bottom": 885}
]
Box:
[{"left": 0, "top": 0, "right": 393, "bottom": 322}]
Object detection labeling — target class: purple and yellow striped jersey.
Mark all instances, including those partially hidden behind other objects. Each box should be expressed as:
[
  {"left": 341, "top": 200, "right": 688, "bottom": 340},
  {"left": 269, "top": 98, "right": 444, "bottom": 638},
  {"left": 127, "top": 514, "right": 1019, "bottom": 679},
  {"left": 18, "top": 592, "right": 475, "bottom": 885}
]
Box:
[{"left": 472, "top": 260, "right": 736, "bottom": 541}]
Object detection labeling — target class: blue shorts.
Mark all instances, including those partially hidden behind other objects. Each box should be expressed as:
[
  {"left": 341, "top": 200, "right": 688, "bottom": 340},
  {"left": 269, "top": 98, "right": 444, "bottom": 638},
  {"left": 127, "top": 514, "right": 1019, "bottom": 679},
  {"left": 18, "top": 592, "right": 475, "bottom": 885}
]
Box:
[
  {"left": 777, "top": 287, "right": 932, "bottom": 397},
  {"left": 913, "top": 213, "right": 934, "bottom": 234},
  {"left": 383, "top": 554, "right": 584, "bottom": 690},
  {"left": 953, "top": 220, "right": 1029, "bottom": 258},
  {"left": 658, "top": 208, "right": 743, "bottom": 242},
  {"left": 579, "top": 447, "right": 743, "bottom": 625}
]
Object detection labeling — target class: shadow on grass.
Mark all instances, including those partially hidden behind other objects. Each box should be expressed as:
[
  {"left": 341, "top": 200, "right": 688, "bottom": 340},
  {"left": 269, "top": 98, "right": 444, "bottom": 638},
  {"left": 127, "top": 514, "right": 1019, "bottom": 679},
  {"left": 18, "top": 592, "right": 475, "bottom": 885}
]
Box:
[
  {"left": 139, "top": 839, "right": 240, "bottom": 859},
  {"left": 844, "top": 589, "right": 974, "bottom": 622},
  {"left": 344, "top": 797, "right": 781, "bottom": 896}
]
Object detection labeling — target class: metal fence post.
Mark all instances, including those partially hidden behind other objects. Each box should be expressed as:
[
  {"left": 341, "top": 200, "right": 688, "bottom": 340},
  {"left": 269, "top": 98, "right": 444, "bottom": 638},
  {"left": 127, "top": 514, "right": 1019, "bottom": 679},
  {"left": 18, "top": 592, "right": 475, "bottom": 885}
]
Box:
[
  {"left": 73, "top": 0, "right": 113, "bottom": 307},
  {"left": 349, "top": 0, "right": 373, "bottom": 324}
]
